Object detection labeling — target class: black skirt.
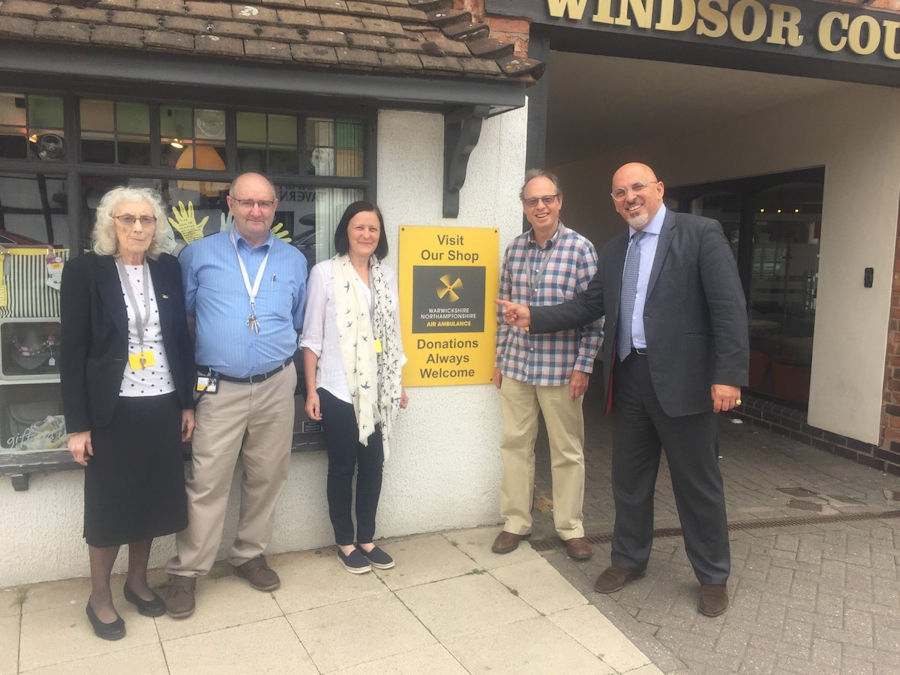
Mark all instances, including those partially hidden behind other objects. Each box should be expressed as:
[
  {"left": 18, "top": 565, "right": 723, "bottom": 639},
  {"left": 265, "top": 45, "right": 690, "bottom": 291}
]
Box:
[{"left": 83, "top": 392, "right": 188, "bottom": 547}]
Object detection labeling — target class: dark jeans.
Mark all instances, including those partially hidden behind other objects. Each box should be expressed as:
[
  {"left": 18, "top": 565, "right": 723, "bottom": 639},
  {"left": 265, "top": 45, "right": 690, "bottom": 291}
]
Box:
[{"left": 318, "top": 388, "right": 385, "bottom": 546}]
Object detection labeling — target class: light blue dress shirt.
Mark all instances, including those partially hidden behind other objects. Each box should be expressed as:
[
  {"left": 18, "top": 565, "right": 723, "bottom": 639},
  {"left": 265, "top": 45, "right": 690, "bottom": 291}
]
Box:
[
  {"left": 180, "top": 230, "right": 308, "bottom": 378},
  {"left": 628, "top": 205, "right": 666, "bottom": 350}
]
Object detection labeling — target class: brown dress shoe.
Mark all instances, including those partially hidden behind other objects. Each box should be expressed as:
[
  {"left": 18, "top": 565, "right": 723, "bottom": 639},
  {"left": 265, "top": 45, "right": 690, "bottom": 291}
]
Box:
[
  {"left": 698, "top": 583, "right": 728, "bottom": 617},
  {"left": 234, "top": 555, "right": 281, "bottom": 591},
  {"left": 564, "top": 537, "right": 593, "bottom": 560},
  {"left": 491, "top": 530, "right": 527, "bottom": 554},
  {"left": 162, "top": 574, "right": 196, "bottom": 619},
  {"left": 593, "top": 565, "right": 645, "bottom": 593}
]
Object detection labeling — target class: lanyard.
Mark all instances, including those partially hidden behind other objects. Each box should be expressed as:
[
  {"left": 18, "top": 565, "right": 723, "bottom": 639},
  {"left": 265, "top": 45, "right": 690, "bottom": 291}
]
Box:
[
  {"left": 231, "top": 232, "right": 271, "bottom": 333},
  {"left": 115, "top": 257, "right": 151, "bottom": 353},
  {"left": 526, "top": 238, "right": 554, "bottom": 300}
]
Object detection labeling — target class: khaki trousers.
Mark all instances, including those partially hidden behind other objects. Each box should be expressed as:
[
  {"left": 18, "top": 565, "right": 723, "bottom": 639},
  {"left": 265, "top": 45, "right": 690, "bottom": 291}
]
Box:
[
  {"left": 499, "top": 376, "right": 586, "bottom": 539},
  {"left": 167, "top": 363, "right": 296, "bottom": 576}
]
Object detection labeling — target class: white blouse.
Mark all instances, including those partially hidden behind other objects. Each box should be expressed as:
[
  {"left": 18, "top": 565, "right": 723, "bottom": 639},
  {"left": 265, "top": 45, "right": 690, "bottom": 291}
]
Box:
[
  {"left": 118, "top": 263, "right": 176, "bottom": 397},
  {"left": 300, "top": 258, "right": 405, "bottom": 404}
]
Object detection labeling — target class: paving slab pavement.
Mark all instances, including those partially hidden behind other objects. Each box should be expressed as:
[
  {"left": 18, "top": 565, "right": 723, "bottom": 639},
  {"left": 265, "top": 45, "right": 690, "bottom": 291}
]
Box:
[
  {"left": 0, "top": 527, "right": 659, "bottom": 674},
  {"left": 530, "top": 388, "right": 900, "bottom": 674}
]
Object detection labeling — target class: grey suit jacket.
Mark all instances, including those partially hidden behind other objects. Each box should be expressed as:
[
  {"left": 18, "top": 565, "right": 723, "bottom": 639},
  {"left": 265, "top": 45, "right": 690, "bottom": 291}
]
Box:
[{"left": 531, "top": 209, "right": 749, "bottom": 418}]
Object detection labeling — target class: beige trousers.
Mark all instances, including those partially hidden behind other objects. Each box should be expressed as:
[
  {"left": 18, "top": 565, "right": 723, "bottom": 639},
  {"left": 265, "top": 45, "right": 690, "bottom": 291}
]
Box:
[
  {"left": 167, "top": 363, "right": 296, "bottom": 576},
  {"left": 499, "top": 376, "right": 586, "bottom": 540}
]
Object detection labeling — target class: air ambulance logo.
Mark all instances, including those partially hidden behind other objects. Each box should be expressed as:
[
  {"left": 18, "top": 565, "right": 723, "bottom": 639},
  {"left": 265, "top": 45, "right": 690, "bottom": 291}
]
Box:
[
  {"left": 437, "top": 274, "right": 463, "bottom": 302},
  {"left": 412, "top": 265, "right": 485, "bottom": 333}
]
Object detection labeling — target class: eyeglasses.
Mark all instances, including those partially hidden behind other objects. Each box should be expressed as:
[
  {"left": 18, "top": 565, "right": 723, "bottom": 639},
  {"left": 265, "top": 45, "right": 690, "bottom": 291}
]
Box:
[
  {"left": 114, "top": 214, "right": 157, "bottom": 227},
  {"left": 522, "top": 194, "right": 559, "bottom": 208},
  {"left": 611, "top": 181, "right": 659, "bottom": 201},
  {"left": 230, "top": 197, "right": 276, "bottom": 211}
]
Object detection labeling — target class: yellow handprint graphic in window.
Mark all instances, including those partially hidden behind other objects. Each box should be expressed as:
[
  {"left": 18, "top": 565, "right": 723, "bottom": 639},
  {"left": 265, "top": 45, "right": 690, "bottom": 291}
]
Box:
[
  {"left": 168, "top": 201, "right": 209, "bottom": 244},
  {"left": 271, "top": 222, "right": 292, "bottom": 244}
]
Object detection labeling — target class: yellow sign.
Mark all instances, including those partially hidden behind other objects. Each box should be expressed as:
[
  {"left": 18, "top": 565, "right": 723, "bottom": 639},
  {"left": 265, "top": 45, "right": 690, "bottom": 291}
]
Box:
[{"left": 399, "top": 226, "right": 499, "bottom": 386}]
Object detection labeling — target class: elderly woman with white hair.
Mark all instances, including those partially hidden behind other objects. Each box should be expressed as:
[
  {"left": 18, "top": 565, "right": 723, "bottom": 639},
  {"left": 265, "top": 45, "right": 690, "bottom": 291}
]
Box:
[{"left": 60, "top": 186, "right": 195, "bottom": 640}]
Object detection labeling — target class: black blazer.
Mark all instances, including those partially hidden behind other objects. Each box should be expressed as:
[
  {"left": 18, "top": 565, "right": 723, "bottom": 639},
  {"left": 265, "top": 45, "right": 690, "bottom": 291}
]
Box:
[
  {"left": 531, "top": 210, "right": 749, "bottom": 418},
  {"left": 60, "top": 252, "right": 195, "bottom": 433}
]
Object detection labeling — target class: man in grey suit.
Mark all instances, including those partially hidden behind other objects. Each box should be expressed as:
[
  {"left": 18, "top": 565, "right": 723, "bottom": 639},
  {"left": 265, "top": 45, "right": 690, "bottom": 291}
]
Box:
[{"left": 497, "top": 162, "right": 748, "bottom": 617}]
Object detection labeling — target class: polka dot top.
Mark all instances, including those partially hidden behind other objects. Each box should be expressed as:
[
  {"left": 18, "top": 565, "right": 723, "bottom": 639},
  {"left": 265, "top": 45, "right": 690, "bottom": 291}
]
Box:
[{"left": 118, "top": 263, "right": 176, "bottom": 397}]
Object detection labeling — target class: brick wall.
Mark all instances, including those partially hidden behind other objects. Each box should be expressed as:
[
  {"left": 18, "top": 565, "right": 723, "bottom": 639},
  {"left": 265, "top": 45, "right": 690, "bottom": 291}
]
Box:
[
  {"left": 879, "top": 201, "right": 900, "bottom": 471},
  {"left": 456, "top": 0, "right": 530, "bottom": 55},
  {"left": 733, "top": 395, "right": 893, "bottom": 475}
]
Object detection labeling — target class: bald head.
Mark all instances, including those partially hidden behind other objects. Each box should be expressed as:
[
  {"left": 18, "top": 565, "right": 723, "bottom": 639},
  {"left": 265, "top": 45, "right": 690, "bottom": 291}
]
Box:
[
  {"left": 230, "top": 172, "right": 276, "bottom": 201},
  {"left": 227, "top": 172, "right": 279, "bottom": 247},
  {"left": 610, "top": 162, "right": 664, "bottom": 231}
]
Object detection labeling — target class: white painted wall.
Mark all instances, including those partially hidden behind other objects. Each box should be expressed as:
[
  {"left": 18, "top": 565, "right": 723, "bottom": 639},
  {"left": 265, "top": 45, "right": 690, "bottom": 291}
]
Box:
[
  {"left": 553, "top": 84, "right": 900, "bottom": 444},
  {"left": 0, "top": 106, "right": 528, "bottom": 587}
]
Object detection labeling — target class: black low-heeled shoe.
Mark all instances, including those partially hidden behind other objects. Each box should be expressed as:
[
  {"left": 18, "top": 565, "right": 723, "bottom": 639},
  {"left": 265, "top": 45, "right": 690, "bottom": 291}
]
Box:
[
  {"left": 86, "top": 602, "right": 126, "bottom": 641},
  {"left": 123, "top": 583, "right": 166, "bottom": 617}
]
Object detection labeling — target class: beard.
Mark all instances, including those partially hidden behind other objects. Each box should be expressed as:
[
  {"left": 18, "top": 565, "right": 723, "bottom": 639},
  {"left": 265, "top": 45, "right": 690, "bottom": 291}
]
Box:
[{"left": 624, "top": 212, "right": 650, "bottom": 229}]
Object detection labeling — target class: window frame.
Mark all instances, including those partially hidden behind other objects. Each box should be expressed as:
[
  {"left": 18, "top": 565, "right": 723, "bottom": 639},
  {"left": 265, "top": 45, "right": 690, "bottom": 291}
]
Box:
[{"left": 0, "top": 85, "right": 378, "bottom": 487}]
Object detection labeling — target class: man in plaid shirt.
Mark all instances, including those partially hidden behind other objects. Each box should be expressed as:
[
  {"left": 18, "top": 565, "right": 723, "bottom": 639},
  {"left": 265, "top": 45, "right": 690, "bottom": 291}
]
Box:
[{"left": 492, "top": 169, "right": 602, "bottom": 560}]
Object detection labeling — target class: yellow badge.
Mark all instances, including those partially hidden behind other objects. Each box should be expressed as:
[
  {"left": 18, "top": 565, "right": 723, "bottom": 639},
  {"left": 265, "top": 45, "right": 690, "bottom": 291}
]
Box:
[
  {"left": 129, "top": 349, "right": 155, "bottom": 370},
  {"left": 374, "top": 338, "right": 382, "bottom": 354}
]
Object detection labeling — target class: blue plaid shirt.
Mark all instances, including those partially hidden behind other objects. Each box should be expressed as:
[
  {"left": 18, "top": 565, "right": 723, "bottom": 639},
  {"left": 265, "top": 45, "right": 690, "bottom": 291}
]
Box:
[{"left": 495, "top": 223, "right": 602, "bottom": 386}]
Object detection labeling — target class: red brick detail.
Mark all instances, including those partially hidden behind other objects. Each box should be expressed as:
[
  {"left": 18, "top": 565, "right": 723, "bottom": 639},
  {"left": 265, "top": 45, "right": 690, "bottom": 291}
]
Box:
[
  {"left": 483, "top": 16, "right": 528, "bottom": 35},
  {"left": 881, "top": 196, "right": 900, "bottom": 449}
]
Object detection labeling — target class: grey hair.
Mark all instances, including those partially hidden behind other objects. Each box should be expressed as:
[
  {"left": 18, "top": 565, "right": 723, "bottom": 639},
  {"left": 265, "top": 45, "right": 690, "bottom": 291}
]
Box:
[
  {"left": 91, "top": 186, "right": 172, "bottom": 259},
  {"left": 519, "top": 169, "right": 563, "bottom": 201}
]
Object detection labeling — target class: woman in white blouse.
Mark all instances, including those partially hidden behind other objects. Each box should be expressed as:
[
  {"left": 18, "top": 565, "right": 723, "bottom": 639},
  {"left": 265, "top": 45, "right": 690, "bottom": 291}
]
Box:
[
  {"left": 60, "top": 187, "right": 195, "bottom": 639},
  {"left": 302, "top": 201, "right": 408, "bottom": 574}
]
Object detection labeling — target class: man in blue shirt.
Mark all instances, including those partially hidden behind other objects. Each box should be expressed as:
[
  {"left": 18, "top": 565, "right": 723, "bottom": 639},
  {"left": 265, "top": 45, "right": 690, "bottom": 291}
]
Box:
[{"left": 163, "top": 172, "right": 307, "bottom": 619}]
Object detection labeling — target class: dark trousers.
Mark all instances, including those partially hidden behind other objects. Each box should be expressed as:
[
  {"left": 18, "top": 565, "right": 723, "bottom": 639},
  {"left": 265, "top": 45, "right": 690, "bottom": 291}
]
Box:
[
  {"left": 611, "top": 353, "right": 730, "bottom": 584},
  {"left": 319, "top": 388, "right": 385, "bottom": 546}
]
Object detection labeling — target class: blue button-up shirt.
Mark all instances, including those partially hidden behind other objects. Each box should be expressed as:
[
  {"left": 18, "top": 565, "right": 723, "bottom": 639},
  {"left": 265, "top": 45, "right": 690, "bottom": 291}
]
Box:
[
  {"left": 180, "top": 230, "right": 307, "bottom": 378},
  {"left": 627, "top": 205, "right": 666, "bottom": 350}
]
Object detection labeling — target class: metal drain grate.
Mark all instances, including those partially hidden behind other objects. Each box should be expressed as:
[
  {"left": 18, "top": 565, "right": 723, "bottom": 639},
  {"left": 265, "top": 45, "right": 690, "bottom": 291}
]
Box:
[{"left": 528, "top": 508, "right": 900, "bottom": 552}]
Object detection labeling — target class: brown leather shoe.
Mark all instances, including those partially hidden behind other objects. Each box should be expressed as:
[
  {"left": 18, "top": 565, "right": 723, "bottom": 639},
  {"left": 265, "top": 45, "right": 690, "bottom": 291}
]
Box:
[
  {"left": 698, "top": 583, "right": 728, "bottom": 617},
  {"left": 234, "top": 555, "right": 281, "bottom": 591},
  {"left": 162, "top": 574, "right": 196, "bottom": 619},
  {"left": 564, "top": 537, "right": 593, "bottom": 560},
  {"left": 593, "top": 565, "right": 645, "bottom": 593},
  {"left": 491, "top": 531, "right": 527, "bottom": 554}
]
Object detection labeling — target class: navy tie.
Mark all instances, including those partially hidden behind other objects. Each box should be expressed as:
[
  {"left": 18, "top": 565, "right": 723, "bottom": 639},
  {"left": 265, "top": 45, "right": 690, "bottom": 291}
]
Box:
[{"left": 618, "top": 231, "right": 644, "bottom": 361}]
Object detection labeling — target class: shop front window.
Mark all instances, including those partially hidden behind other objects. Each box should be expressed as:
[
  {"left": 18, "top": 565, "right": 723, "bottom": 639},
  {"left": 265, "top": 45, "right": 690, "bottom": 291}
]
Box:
[
  {"left": 161, "top": 106, "right": 226, "bottom": 175},
  {"left": 237, "top": 111, "right": 299, "bottom": 175},
  {"left": 672, "top": 168, "right": 823, "bottom": 407},
  {"left": 0, "top": 89, "right": 373, "bottom": 465},
  {"left": 305, "top": 118, "right": 364, "bottom": 177},
  {"left": 80, "top": 99, "right": 150, "bottom": 165},
  {"left": 0, "top": 93, "right": 65, "bottom": 161},
  {"left": 0, "top": 172, "right": 69, "bottom": 455}
]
